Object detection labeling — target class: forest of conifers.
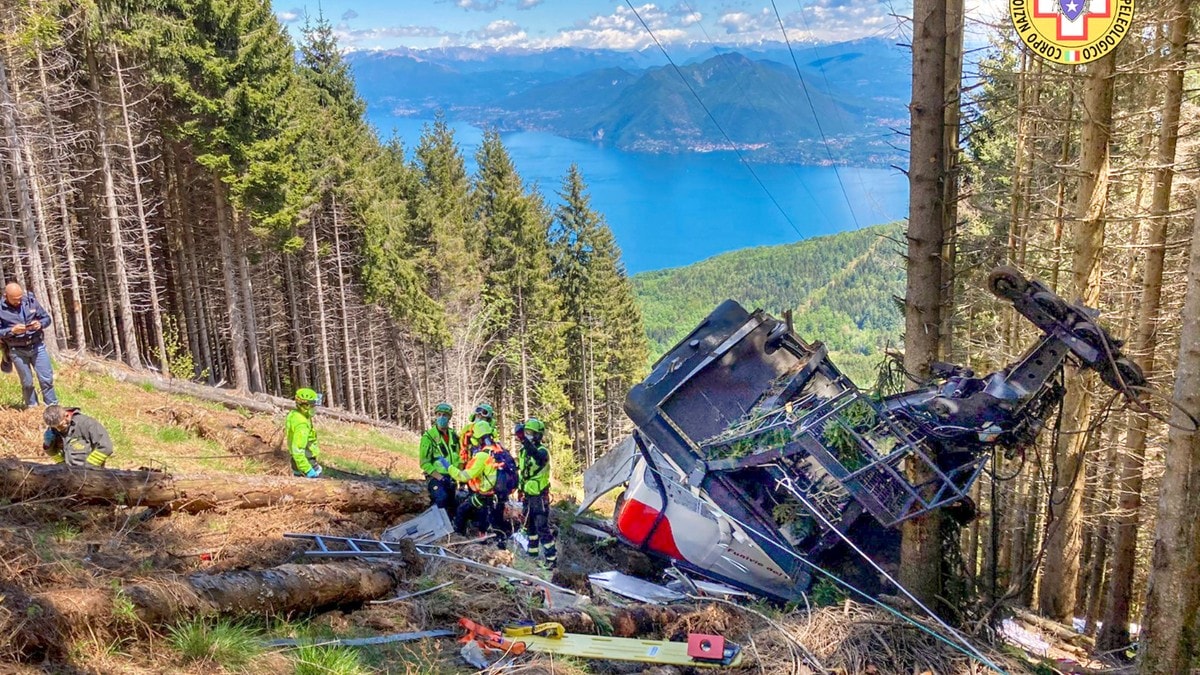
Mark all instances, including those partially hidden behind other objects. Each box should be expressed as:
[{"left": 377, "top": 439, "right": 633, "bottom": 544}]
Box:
[
  {"left": 899, "top": 0, "right": 1199, "bottom": 670},
  {"left": 0, "top": 1, "right": 646, "bottom": 474}
]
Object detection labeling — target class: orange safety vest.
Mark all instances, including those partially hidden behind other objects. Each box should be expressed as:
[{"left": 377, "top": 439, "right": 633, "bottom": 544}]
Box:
[{"left": 465, "top": 446, "right": 502, "bottom": 496}]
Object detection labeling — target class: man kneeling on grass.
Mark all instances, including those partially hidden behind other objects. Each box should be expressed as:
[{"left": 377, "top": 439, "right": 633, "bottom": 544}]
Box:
[{"left": 43, "top": 405, "right": 113, "bottom": 468}]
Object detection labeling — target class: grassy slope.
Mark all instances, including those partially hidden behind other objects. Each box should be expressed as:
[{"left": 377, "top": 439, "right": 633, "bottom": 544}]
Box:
[
  {"left": 0, "top": 363, "right": 603, "bottom": 674},
  {"left": 0, "top": 363, "right": 421, "bottom": 480},
  {"left": 632, "top": 223, "right": 906, "bottom": 384}
]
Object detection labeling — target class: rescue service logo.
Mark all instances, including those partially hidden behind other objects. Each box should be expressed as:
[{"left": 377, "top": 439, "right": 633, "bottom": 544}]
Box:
[{"left": 1009, "top": 0, "right": 1134, "bottom": 65}]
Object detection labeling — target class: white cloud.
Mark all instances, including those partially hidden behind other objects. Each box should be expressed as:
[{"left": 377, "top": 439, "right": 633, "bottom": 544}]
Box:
[
  {"left": 679, "top": 11, "right": 703, "bottom": 27},
  {"left": 516, "top": 0, "right": 544, "bottom": 8},
  {"left": 276, "top": 8, "right": 303, "bottom": 23},
  {"left": 523, "top": 3, "right": 691, "bottom": 49},
  {"left": 456, "top": 0, "right": 502, "bottom": 11},
  {"left": 335, "top": 24, "right": 457, "bottom": 48},
  {"left": 471, "top": 27, "right": 530, "bottom": 47}
]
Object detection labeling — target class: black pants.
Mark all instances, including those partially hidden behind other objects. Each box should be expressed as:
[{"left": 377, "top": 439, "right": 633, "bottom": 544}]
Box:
[
  {"left": 522, "top": 491, "right": 556, "bottom": 563},
  {"left": 427, "top": 474, "right": 457, "bottom": 517},
  {"left": 454, "top": 492, "right": 495, "bottom": 536}
]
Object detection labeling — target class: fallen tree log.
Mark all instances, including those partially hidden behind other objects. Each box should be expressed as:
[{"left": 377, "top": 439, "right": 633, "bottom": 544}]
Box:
[
  {"left": 33, "top": 555, "right": 418, "bottom": 630},
  {"left": 534, "top": 604, "right": 696, "bottom": 637},
  {"left": 0, "top": 458, "right": 428, "bottom": 515}
]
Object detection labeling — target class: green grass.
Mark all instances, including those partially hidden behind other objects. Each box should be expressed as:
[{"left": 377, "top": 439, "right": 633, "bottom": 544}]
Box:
[
  {"left": 328, "top": 425, "right": 417, "bottom": 457},
  {"left": 154, "top": 426, "right": 192, "bottom": 443},
  {"left": 51, "top": 521, "right": 80, "bottom": 542},
  {"left": 291, "top": 644, "right": 369, "bottom": 675},
  {"left": 168, "top": 618, "right": 264, "bottom": 670},
  {"left": 324, "top": 457, "right": 385, "bottom": 477}
]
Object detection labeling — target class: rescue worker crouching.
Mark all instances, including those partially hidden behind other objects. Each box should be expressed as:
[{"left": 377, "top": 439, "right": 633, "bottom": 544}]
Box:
[
  {"left": 43, "top": 405, "right": 113, "bottom": 468},
  {"left": 420, "top": 402, "right": 461, "bottom": 516},
  {"left": 288, "top": 388, "right": 323, "bottom": 477},
  {"left": 453, "top": 419, "right": 507, "bottom": 543},
  {"left": 516, "top": 418, "right": 556, "bottom": 568}
]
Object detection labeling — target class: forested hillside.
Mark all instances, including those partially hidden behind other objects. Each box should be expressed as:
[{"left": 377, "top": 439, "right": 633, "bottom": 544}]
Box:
[
  {"left": 0, "top": 1, "right": 645, "bottom": 468},
  {"left": 634, "top": 224, "right": 904, "bottom": 381}
]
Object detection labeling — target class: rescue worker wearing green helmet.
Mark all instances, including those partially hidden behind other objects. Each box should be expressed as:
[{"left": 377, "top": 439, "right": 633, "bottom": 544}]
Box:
[
  {"left": 457, "top": 402, "right": 495, "bottom": 465},
  {"left": 420, "top": 402, "right": 461, "bottom": 516},
  {"left": 453, "top": 418, "right": 501, "bottom": 538},
  {"left": 515, "top": 418, "right": 556, "bottom": 568},
  {"left": 287, "top": 388, "right": 323, "bottom": 477}
]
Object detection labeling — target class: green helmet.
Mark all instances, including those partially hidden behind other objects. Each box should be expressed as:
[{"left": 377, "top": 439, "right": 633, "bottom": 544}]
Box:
[
  {"left": 295, "top": 388, "right": 320, "bottom": 404},
  {"left": 434, "top": 402, "right": 453, "bottom": 415},
  {"left": 473, "top": 403, "right": 495, "bottom": 420},
  {"left": 523, "top": 418, "right": 546, "bottom": 434},
  {"left": 472, "top": 419, "right": 495, "bottom": 439}
]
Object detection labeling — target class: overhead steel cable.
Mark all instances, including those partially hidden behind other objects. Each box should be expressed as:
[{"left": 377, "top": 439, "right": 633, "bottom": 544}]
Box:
[
  {"left": 623, "top": 0, "right": 804, "bottom": 239},
  {"left": 769, "top": 0, "right": 861, "bottom": 229}
]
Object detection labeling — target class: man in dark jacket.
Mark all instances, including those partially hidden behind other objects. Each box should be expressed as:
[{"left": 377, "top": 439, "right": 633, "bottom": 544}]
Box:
[
  {"left": 0, "top": 282, "right": 57, "bottom": 408},
  {"left": 43, "top": 405, "right": 113, "bottom": 468}
]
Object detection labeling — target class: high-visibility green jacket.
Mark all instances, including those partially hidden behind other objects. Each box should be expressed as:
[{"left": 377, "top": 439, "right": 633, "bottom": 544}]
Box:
[
  {"left": 420, "top": 426, "right": 461, "bottom": 477},
  {"left": 518, "top": 440, "right": 551, "bottom": 496},
  {"left": 286, "top": 408, "right": 320, "bottom": 473},
  {"left": 459, "top": 448, "right": 499, "bottom": 495}
]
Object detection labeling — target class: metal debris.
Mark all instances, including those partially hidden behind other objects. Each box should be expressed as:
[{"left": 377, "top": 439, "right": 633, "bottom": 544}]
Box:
[{"left": 588, "top": 570, "right": 685, "bottom": 605}]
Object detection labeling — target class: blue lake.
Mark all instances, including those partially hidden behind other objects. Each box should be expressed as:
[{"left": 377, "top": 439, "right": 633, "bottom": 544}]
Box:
[{"left": 369, "top": 114, "right": 910, "bottom": 274}]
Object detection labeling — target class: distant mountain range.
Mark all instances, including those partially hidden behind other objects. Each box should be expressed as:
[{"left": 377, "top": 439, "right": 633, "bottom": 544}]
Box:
[{"left": 348, "top": 39, "right": 911, "bottom": 166}]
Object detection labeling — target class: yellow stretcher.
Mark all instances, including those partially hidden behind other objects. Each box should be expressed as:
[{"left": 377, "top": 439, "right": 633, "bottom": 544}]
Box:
[{"left": 501, "top": 623, "right": 743, "bottom": 668}]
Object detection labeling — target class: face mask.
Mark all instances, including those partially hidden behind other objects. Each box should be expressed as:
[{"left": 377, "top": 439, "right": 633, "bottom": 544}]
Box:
[{"left": 436, "top": 415, "right": 449, "bottom": 429}]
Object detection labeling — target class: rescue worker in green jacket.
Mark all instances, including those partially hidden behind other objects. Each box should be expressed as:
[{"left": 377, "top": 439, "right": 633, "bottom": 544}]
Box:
[
  {"left": 420, "top": 402, "right": 461, "bottom": 516},
  {"left": 516, "top": 418, "right": 556, "bottom": 568},
  {"left": 458, "top": 402, "right": 495, "bottom": 465},
  {"left": 43, "top": 405, "right": 113, "bottom": 468},
  {"left": 453, "top": 419, "right": 501, "bottom": 538},
  {"left": 287, "top": 388, "right": 323, "bottom": 477}
]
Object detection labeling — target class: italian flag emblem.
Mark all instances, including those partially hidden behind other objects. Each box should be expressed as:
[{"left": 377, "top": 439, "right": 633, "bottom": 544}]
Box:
[{"left": 1064, "top": 50, "right": 1082, "bottom": 62}]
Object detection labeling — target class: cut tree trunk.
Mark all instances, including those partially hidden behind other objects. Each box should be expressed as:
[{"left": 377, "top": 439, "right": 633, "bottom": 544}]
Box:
[
  {"left": 15, "top": 557, "right": 418, "bottom": 656},
  {"left": 0, "top": 459, "right": 427, "bottom": 516}
]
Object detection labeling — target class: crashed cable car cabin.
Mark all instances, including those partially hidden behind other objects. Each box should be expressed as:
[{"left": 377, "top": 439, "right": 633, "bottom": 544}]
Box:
[{"left": 587, "top": 267, "right": 1144, "bottom": 602}]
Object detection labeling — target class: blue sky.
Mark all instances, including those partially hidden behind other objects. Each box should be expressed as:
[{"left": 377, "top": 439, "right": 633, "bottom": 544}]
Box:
[{"left": 271, "top": 1, "right": 1008, "bottom": 52}]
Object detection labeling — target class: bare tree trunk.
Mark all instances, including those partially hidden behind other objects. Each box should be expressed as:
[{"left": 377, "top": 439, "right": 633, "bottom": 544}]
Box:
[
  {"left": 938, "top": 0, "right": 963, "bottom": 361},
  {"left": 900, "top": 0, "right": 948, "bottom": 608},
  {"left": 0, "top": 458, "right": 428, "bottom": 515},
  {"left": 1098, "top": 2, "right": 1191, "bottom": 651},
  {"left": 112, "top": 48, "right": 166, "bottom": 373},
  {"left": 0, "top": 57, "right": 53, "bottom": 331},
  {"left": 28, "top": 557, "right": 417, "bottom": 638},
  {"left": 284, "top": 249, "right": 306, "bottom": 388},
  {"left": 1139, "top": 184, "right": 1200, "bottom": 674},
  {"left": 234, "top": 213, "right": 263, "bottom": 392},
  {"left": 212, "top": 174, "right": 248, "bottom": 390},
  {"left": 179, "top": 171, "right": 214, "bottom": 383},
  {"left": 86, "top": 42, "right": 141, "bottom": 368},
  {"left": 1038, "top": 53, "right": 1114, "bottom": 622},
  {"left": 311, "top": 218, "right": 335, "bottom": 405},
  {"left": 331, "top": 194, "right": 356, "bottom": 412}
]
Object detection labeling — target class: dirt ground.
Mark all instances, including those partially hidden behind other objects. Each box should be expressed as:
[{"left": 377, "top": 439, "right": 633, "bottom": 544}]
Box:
[{"left": 0, "top": 365, "right": 1092, "bottom": 674}]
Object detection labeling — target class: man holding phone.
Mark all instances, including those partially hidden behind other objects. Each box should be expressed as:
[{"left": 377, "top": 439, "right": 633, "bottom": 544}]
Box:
[{"left": 0, "top": 282, "right": 57, "bottom": 408}]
